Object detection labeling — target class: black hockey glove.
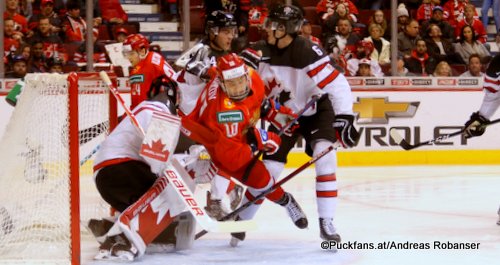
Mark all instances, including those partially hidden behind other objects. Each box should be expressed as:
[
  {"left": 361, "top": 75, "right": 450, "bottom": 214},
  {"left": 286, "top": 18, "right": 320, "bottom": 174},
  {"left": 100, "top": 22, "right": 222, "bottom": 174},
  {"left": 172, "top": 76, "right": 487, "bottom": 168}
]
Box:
[
  {"left": 239, "top": 48, "right": 261, "bottom": 69},
  {"left": 464, "top": 112, "right": 489, "bottom": 138},
  {"left": 333, "top": 114, "right": 359, "bottom": 148}
]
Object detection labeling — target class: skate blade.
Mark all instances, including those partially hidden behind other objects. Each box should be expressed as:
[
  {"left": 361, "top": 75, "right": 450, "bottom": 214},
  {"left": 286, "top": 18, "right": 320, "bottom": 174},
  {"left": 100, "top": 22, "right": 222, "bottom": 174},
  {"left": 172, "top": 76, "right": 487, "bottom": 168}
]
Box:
[
  {"left": 229, "top": 237, "right": 242, "bottom": 247},
  {"left": 94, "top": 249, "right": 135, "bottom": 262}
]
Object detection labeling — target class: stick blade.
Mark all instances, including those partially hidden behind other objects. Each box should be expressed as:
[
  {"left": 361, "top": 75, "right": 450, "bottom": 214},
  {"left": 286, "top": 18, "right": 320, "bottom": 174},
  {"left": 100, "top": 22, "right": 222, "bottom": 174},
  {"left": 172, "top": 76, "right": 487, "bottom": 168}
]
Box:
[{"left": 389, "top": 128, "right": 413, "bottom": 150}]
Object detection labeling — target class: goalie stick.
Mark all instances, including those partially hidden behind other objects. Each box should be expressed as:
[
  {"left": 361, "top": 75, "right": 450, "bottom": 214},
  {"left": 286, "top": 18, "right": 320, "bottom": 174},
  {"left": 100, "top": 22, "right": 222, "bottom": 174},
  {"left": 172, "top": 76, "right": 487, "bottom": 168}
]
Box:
[
  {"left": 390, "top": 117, "right": 500, "bottom": 150},
  {"left": 195, "top": 142, "right": 340, "bottom": 239},
  {"left": 99, "top": 71, "right": 256, "bottom": 234},
  {"left": 241, "top": 94, "right": 321, "bottom": 182},
  {"left": 100, "top": 71, "right": 145, "bottom": 136}
]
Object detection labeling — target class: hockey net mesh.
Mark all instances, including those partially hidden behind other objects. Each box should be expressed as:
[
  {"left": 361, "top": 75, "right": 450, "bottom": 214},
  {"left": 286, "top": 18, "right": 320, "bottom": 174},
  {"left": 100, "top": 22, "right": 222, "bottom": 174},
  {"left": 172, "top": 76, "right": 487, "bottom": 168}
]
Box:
[{"left": 0, "top": 73, "right": 112, "bottom": 264}]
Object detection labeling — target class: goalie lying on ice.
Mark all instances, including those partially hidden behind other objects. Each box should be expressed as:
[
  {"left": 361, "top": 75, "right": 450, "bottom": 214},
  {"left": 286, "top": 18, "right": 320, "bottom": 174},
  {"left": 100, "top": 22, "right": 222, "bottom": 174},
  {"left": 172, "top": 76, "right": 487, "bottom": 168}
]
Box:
[{"left": 89, "top": 91, "right": 216, "bottom": 261}]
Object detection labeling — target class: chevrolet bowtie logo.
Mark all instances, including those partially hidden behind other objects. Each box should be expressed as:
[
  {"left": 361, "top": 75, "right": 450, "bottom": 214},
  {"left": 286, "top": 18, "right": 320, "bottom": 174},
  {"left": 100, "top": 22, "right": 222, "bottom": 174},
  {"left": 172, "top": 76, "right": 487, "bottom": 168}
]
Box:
[{"left": 353, "top": 97, "right": 419, "bottom": 124}]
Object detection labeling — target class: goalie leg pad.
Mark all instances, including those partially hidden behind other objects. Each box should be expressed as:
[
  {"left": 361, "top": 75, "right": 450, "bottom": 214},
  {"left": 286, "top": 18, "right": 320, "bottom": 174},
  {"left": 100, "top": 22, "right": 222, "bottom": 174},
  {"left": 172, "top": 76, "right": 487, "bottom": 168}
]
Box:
[{"left": 101, "top": 174, "right": 188, "bottom": 258}]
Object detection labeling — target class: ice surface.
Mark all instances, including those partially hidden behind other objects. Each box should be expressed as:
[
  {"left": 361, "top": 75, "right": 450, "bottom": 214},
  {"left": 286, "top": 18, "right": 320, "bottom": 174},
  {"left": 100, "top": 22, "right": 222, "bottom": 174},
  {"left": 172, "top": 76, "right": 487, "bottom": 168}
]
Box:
[{"left": 82, "top": 166, "right": 500, "bottom": 265}]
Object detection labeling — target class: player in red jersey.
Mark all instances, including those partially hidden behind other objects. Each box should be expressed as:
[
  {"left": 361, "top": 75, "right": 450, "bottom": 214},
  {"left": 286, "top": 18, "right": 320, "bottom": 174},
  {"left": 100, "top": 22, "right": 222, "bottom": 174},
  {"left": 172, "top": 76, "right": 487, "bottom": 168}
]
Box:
[
  {"left": 181, "top": 53, "right": 308, "bottom": 246},
  {"left": 122, "top": 33, "right": 176, "bottom": 109}
]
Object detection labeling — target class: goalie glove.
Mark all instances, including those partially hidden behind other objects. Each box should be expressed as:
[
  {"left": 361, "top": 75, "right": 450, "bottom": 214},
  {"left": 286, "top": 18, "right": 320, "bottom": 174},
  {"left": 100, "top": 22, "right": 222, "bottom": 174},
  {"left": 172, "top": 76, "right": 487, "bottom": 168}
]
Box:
[
  {"left": 333, "top": 114, "right": 360, "bottom": 148},
  {"left": 247, "top": 128, "right": 281, "bottom": 155},
  {"left": 239, "top": 48, "right": 261, "bottom": 69},
  {"left": 184, "top": 145, "right": 217, "bottom": 184},
  {"left": 261, "top": 99, "right": 299, "bottom": 136},
  {"left": 464, "top": 112, "right": 489, "bottom": 138},
  {"left": 185, "top": 46, "right": 211, "bottom": 80}
]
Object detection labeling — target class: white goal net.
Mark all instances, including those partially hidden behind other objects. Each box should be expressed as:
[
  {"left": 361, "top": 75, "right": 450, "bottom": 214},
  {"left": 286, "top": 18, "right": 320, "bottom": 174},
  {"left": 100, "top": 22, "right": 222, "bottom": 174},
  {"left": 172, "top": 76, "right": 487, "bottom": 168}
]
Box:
[{"left": 0, "top": 73, "right": 117, "bottom": 264}]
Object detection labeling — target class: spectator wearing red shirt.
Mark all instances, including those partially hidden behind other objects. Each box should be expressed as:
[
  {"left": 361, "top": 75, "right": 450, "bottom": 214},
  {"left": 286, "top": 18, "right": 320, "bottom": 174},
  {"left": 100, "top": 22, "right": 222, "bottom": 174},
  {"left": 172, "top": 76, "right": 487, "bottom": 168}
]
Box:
[
  {"left": 29, "top": 0, "right": 63, "bottom": 34},
  {"left": 114, "top": 27, "right": 128, "bottom": 43},
  {"left": 4, "top": 18, "right": 22, "bottom": 55},
  {"left": 99, "top": 0, "right": 128, "bottom": 25},
  {"left": 28, "top": 17, "right": 64, "bottom": 59},
  {"left": 405, "top": 39, "right": 438, "bottom": 76},
  {"left": 443, "top": 0, "right": 475, "bottom": 27},
  {"left": 4, "top": 0, "right": 31, "bottom": 38},
  {"left": 455, "top": 4, "right": 488, "bottom": 44},
  {"left": 73, "top": 28, "right": 107, "bottom": 64},
  {"left": 62, "top": 1, "right": 87, "bottom": 43},
  {"left": 416, "top": 0, "right": 441, "bottom": 23},
  {"left": 316, "top": 0, "right": 359, "bottom": 23}
]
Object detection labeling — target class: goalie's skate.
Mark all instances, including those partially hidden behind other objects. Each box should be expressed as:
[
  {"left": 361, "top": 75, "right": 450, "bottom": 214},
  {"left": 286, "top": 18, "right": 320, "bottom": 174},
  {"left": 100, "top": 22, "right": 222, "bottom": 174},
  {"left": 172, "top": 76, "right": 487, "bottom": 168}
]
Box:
[
  {"left": 94, "top": 233, "right": 138, "bottom": 261},
  {"left": 229, "top": 184, "right": 244, "bottom": 210},
  {"left": 319, "top": 218, "right": 341, "bottom": 242},
  {"left": 87, "top": 218, "right": 114, "bottom": 244},
  {"left": 279, "top": 192, "right": 308, "bottom": 229},
  {"left": 204, "top": 191, "right": 230, "bottom": 220}
]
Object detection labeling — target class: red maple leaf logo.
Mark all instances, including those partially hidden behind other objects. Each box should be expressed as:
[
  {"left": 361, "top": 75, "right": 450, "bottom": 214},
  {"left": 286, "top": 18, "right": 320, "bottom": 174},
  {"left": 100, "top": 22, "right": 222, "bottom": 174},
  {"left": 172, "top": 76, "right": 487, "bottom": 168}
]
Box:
[
  {"left": 140, "top": 139, "right": 170, "bottom": 162},
  {"left": 265, "top": 78, "right": 280, "bottom": 94}
]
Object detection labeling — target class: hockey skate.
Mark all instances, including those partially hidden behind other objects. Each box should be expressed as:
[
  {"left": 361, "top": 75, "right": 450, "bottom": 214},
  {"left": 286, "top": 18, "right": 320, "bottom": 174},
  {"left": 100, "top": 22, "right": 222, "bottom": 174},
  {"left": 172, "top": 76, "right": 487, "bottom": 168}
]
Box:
[
  {"left": 278, "top": 192, "right": 308, "bottom": 229},
  {"left": 94, "top": 233, "right": 138, "bottom": 261},
  {"left": 204, "top": 191, "right": 230, "bottom": 220},
  {"left": 319, "top": 218, "right": 341, "bottom": 242},
  {"left": 229, "top": 216, "right": 246, "bottom": 247},
  {"left": 229, "top": 184, "right": 244, "bottom": 210},
  {"left": 87, "top": 218, "right": 114, "bottom": 244}
]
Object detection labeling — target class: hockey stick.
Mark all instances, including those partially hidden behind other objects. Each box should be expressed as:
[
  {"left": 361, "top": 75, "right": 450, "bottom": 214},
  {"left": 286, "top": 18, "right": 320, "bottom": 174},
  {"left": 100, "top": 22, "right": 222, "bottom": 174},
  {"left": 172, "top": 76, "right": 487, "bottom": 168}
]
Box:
[
  {"left": 79, "top": 121, "right": 109, "bottom": 145},
  {"left": 390, "top": 117, "right": 500, "bottom": 150},
  {"left": 241, "top": 95, "right": 321, "bottom": 183},
  {"left": 163, "top": 158, "right": 256, "bottom": 234},
  {"left": 100, "top": 71, "right": 145, "bottom": 136},
  {"left": 195, "top": 142, "right": 340, "bottom": 239}
]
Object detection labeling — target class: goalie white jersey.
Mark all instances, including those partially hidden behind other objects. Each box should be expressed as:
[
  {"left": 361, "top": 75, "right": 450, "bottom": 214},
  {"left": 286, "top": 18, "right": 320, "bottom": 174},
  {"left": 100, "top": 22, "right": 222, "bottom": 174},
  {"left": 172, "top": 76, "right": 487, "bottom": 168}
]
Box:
[
  {"left": 253, "top": 37, "right": 353, "bottom": 116},
  {"left": 93, "top": 101, "right": 173, "bottom": 171}
]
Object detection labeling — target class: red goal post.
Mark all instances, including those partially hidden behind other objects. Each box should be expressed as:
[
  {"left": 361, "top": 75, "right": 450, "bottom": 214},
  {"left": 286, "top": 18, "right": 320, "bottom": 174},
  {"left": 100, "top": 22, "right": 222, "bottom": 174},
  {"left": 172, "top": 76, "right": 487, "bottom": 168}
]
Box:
[{"left": 0, "top": 72, "right": 118, "bottom": 265}]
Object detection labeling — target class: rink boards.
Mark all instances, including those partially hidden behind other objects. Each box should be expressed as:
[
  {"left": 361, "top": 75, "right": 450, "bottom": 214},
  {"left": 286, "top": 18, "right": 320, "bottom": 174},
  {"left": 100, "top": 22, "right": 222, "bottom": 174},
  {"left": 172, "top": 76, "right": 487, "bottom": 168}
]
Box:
[{"left": 1, "top": 77, "right": 499, "bottom": 166}]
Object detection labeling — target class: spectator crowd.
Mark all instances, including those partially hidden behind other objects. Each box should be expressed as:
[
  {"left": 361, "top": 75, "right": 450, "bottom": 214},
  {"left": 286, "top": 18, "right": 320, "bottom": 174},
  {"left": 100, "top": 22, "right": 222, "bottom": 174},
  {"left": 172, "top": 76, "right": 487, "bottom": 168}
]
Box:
[{"left": 3, "top": 0, "right": 499, "bottom": 78}]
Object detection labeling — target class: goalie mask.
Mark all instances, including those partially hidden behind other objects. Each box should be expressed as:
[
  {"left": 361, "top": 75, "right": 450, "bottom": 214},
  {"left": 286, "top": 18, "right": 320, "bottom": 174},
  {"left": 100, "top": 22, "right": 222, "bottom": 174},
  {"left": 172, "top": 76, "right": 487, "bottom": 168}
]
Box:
[
  {"left": 216, "top": 53, "right": 250, "bottom": 101},
  {"left": 148, "top": 76, "right": 179, "bottom": 113}
]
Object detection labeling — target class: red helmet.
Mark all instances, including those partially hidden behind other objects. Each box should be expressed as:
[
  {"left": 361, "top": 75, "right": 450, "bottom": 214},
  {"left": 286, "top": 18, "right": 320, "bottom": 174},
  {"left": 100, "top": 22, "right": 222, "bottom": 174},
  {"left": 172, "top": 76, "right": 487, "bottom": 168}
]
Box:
[
  {"left": 216, "top": 53, "right": 250, "bottom": 100},
  {"left": 123, "top": 34, "right": 150, "bottom": 52}
]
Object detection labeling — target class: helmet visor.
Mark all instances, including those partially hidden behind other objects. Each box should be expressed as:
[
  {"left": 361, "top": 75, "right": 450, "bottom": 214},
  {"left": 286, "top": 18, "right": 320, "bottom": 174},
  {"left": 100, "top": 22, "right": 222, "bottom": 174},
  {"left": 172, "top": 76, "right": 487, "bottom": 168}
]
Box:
[{"left": 263, "top": 19, "right": 286, "bottom": 31}]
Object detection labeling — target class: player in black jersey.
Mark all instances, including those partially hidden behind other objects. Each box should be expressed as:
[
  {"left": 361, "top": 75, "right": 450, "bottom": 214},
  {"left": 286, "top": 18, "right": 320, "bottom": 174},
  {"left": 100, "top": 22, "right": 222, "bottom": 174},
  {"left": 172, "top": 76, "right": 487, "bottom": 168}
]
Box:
[{"left": 241, "top": 4, "right": 359, "bottom": 243}]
